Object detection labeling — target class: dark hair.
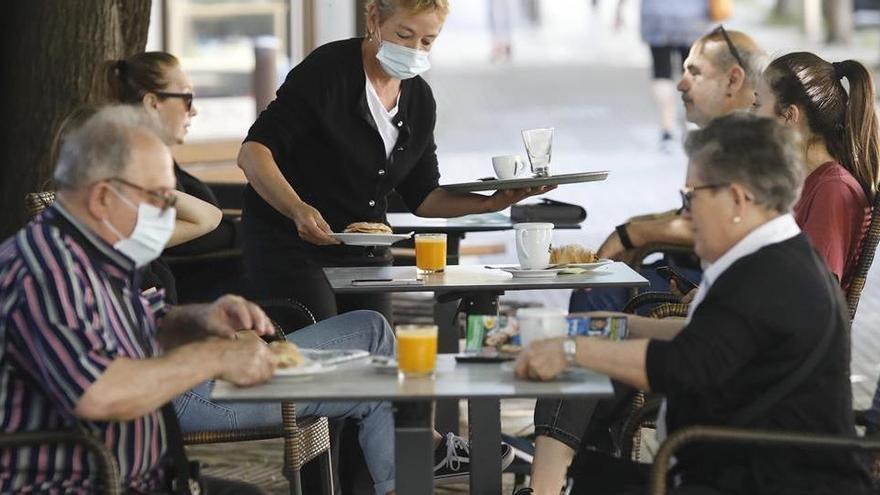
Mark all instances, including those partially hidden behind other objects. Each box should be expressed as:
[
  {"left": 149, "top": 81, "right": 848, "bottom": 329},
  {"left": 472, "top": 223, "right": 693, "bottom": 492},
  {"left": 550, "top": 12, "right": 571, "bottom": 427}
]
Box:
[
  {"left": 106, "top": 51, "right": 179, "bottom": 104},
  {"left": 685, "top": 112, "right": 804, "bottom": 213},
  {"left": 766, "top": 52, "right": 880, "bottom": 200}
]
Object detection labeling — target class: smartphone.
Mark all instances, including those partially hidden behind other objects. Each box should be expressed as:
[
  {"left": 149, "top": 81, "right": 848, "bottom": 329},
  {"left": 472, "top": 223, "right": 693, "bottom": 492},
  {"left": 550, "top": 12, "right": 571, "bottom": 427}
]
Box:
[
  {"left": 655, "top": 266, "right": 697, "bottom": 292},
  {"left": 351, "top": 278, "right": 424, "bottom": 286}
]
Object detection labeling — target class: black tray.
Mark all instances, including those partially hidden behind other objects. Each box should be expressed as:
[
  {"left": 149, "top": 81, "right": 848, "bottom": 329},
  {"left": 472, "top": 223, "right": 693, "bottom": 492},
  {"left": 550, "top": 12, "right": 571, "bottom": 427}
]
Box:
[{"left": 440, "top": 170, "right": 609, "bottom": 193}]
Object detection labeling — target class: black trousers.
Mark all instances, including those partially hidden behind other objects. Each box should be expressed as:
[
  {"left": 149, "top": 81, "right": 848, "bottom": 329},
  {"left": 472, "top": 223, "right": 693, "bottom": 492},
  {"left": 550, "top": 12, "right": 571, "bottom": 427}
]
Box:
[{"left": 242, "top": 212, "right": 392, "bottom": 322}]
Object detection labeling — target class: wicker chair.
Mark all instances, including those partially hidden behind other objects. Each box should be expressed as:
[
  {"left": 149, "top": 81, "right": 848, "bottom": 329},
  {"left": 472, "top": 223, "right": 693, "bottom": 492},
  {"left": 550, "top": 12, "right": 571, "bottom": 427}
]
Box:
[
  {"left": 24, "top": 192, "right": 335, "bottom": 495},
  {"left": 648, "top": 425, "right": 880, "bottom": 495},
  {"left": 0, "top": 430, "right": 121, "bottom": 494}
]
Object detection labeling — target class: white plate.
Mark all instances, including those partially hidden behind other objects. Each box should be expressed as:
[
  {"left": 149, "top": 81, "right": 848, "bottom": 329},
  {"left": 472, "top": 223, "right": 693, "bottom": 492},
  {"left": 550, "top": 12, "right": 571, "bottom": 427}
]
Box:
[
  {"left": 498, "top": 267, "right": 565, "bottom": 278},
  {"left": 553, "top": 259, "right": 613, "bottom": 270},
  {"left": 330, "top": 232, "right": 413, "bottom": 246},
  {"left": 274, "top": 361, "right": 337, "bottom": 377}
]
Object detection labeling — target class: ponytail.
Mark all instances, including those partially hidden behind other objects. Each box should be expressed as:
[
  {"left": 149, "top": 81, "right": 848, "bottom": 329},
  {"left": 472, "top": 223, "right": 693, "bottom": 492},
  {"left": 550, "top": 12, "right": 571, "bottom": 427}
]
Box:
[
  {"left": 104, "top": 52, "right": 179, "bottom": 105},
  {"left": 837, "top": 59, "right": 880, "bottom": 201}
]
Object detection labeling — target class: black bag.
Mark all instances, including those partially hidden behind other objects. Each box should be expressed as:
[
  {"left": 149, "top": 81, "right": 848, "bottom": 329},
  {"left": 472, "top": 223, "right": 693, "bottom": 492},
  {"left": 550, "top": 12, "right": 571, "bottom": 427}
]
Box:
[{"left": 510, "top": 198, "right": 587, "bottom": 226}]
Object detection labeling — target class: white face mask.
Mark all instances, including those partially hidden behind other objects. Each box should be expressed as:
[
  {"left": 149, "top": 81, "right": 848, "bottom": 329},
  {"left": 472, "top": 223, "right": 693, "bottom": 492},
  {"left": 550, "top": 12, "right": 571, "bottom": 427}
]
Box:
[
  {"left": 376, "top": 39, "right": 431, "bottom": 80},
  {"left": 103, "top": 188, "right": 176, "bottom": 267}
]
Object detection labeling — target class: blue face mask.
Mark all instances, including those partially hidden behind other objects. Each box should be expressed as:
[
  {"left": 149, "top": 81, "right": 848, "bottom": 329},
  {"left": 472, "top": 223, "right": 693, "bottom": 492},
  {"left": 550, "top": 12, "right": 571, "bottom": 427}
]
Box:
[{"left": 376, "top": 40, "right": 431, "bottom": 80}]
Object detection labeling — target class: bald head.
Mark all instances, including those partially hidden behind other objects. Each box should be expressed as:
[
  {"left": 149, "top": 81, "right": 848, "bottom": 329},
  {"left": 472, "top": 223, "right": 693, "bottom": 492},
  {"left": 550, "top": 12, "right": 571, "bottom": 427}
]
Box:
[
  {"left": 54, "top": 105, "right": 172, "bottom": 191},
  {"left": 678, "top": 29, "right": 766, "bottom": 127}
]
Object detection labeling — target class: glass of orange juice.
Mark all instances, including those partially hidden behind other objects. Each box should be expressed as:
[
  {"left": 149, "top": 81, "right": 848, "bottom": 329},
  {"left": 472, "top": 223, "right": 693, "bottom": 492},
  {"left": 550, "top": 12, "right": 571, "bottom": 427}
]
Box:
[
  {"left": 396, "top": 324, "right": 438, "bottom": 378},
  {"left": 415, "top": 233, "right": 447, "bottom": 274}
]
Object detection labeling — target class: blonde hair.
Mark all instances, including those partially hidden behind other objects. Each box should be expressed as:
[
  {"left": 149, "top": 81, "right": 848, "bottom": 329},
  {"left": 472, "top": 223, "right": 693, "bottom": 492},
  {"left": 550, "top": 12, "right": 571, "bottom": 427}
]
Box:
[{"left": 365, "top": 0, "right": 450, "bottom": 23}]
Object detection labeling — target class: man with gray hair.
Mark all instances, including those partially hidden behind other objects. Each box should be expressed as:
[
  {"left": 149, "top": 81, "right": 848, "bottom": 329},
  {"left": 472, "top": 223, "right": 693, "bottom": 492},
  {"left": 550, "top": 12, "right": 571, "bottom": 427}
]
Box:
[{"left": 0, "top": 105, "right": 411, "bottom": 494}]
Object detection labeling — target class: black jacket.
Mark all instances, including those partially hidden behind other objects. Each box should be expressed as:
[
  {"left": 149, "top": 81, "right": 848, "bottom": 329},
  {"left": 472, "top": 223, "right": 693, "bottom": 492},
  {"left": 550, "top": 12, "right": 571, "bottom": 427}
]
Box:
[
  {"left": 242, "top": 37, "right": 440, "bottom": 239},
  {"left": 646, "top": 234, "right": 869, "bottom": 494}
]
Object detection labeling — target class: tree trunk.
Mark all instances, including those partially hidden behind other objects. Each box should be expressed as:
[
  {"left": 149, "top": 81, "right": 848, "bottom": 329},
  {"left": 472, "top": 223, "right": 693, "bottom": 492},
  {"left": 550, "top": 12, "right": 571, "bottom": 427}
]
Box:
[
  {"left": 0, "top": 0, "right": 152, "bottom": 239},
  {"left": 773, "top": 0, "right": 801, "bottom": 18},
  {"left": 825, "top": 0, "right": 854, "bottom": 43}
]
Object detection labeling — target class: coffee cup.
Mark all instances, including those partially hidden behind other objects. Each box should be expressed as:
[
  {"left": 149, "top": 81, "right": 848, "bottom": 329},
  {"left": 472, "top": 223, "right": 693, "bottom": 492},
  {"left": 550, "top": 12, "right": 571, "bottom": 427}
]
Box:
[
  {"left": 517, "top": 307, "right": 568, "bottom": 348},
  {"left": 492, "top": 155, "right": 526, "bottom": 179},
  {"left": 514, "top": 222, "right": 554, "bottom": 270}
]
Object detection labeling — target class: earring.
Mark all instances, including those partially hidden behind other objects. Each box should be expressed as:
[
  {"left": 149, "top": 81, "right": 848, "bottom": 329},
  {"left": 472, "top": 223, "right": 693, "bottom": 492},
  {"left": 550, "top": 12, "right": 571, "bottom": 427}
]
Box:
[
  {"left": 732, "top": 216, "right": 742, "bottom": 224},
  {"left": 368, "top": 31, "right": 373, "bottom": 42}
]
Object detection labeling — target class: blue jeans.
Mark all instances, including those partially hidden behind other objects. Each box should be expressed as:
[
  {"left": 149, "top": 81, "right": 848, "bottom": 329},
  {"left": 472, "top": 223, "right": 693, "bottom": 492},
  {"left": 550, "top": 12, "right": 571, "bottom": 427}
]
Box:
[{"left": 173, "top": 310, "right": 397, "bottom": 495}]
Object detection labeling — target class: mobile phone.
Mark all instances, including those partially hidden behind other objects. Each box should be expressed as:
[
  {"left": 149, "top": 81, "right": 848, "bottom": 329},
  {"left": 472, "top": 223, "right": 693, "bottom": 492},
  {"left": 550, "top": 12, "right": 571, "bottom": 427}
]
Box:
[
  {"left": 655, "top": 266, "right": 697, "bottom": 292},
  {"left": 351, "top": 278, "right": 424, "bottom": 286}
]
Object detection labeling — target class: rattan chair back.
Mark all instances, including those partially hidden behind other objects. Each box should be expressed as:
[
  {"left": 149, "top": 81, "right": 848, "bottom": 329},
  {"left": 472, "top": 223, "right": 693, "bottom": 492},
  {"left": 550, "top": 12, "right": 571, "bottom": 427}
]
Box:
[{"left": 846, "top": 192, "right": 880, "bottom": 320}]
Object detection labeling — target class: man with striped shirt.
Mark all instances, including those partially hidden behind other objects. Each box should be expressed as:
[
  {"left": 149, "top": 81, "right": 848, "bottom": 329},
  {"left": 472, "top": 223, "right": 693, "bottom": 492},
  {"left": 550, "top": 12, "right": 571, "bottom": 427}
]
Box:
[{"left": 0, "top": 107, "right": 282, "bottom": 494}]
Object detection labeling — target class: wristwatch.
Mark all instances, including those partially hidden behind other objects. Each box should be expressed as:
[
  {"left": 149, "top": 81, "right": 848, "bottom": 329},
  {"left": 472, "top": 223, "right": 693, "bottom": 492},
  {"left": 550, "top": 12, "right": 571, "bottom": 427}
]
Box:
[{"left": 563, "top": 337, "right": 578, "bottom": 366}]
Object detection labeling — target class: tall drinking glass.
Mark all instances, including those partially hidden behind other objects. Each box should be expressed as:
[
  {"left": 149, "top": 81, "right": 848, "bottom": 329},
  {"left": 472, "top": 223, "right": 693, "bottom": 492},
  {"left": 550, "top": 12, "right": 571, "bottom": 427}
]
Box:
[
  {"left": 415, "top": 233, "right": 447, "bottom": 273},
  {"left": 521, "top": 127, "right": 554, "bottom": 177},
  {"left": 397, "top": 324, "right": 438, "bottom": 378}
]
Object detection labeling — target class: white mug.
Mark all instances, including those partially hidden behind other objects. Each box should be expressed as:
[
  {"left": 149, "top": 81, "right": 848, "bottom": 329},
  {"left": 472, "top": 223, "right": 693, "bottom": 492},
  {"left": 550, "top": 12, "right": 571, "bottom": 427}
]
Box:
[
  {"left": 514, "top": 222, "right": 554, "bottom": 270},
  {"left": 492, "top": 155, "right": 526, "bottom": 179},
  {"left": 517, "top": 307, "right": 568, "bottom": 348}
]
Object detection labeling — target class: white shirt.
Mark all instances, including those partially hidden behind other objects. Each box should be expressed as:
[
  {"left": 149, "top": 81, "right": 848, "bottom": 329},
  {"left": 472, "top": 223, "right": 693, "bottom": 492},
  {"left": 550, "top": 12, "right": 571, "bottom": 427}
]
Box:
[
  {"left": 364, "top": 73, "right": 400, "bottom": 159},
  {"left": 657, "top": 214, "right": 802, "bottom": 456}
]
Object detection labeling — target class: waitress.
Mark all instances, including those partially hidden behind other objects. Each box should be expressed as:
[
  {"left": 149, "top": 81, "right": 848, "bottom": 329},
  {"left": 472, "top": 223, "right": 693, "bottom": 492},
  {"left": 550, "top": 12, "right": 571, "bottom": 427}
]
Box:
[{"left": 238, "top": 0, "right": 550, "bottom": 320}]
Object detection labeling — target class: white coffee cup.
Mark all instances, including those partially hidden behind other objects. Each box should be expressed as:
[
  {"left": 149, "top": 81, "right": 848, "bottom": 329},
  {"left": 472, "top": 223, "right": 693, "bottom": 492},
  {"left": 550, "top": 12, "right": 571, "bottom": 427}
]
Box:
[
  {"left": 492, "top": 155, "right": 526, "bottom": 179},
  {"left": 514, "top": 222, "right": 554, "bottom": 270},
  {"left": 517, "top": 307, "right": 569, "bottom": 348}
]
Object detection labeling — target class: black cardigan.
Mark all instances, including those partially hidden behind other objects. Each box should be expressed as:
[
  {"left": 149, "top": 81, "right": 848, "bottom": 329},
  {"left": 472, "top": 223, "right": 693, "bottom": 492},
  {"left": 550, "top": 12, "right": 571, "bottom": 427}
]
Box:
[
  {"left": 242, "top": 37, "right": 440, "bottom": 237},
  {"left": 646, "top": 234, "right": 869, "bottom": 494}
]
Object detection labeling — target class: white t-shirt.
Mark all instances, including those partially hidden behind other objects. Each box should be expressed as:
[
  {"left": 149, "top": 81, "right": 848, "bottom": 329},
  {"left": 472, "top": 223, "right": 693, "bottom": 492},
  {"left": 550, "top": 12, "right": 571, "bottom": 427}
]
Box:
[{"left": 364, "top": 73, "right": 400, "bottom": 159}]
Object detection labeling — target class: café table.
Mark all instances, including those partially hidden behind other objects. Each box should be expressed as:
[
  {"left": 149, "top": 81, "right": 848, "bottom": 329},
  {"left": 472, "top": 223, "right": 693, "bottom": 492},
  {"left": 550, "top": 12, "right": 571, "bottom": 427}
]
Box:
[
  {"left": 213, "top": 354, "right": 614, "bottom": 494},
  {"left": 321, "top": 263, "right": 648, "bottom": 492}
]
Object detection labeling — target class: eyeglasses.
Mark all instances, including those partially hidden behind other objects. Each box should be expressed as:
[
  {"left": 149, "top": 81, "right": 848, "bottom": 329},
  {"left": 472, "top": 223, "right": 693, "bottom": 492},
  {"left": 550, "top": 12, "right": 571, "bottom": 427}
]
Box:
[
  {"left": 153, "top": 91, "right": 194, "bottom": 112},
  {"left": 710, "top": 25, "right": 746, "bottom": 71},
  {"left": 108, "top": 177, "right": 178, "bottom": 213},
  {"left": 679, "top": 183, "right": 730, "bottom": 212}
]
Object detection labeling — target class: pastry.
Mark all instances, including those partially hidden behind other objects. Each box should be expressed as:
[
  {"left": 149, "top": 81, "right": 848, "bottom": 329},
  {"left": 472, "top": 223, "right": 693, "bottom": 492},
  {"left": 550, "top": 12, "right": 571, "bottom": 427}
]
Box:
[
  {"left": 344, "top": 222, "right": 392, "bottom": 234},
  {"left": 269, "top": 341, "right": 306, "bottom": 368},
  {"left": 550, "top": 244, "right": 598, "bottom": 264}
]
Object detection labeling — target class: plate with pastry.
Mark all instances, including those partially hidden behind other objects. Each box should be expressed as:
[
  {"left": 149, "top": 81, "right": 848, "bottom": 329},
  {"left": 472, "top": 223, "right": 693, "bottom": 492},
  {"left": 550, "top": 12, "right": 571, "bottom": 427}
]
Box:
[
  {"left": 549, "top": 244, "right": 613, "bottom": 270},
  {"left": 269, "top": 341, "right": 337, "bottom": 377},
  {"left": 331, "top": 222, "right": 413, "bottom": 246}
]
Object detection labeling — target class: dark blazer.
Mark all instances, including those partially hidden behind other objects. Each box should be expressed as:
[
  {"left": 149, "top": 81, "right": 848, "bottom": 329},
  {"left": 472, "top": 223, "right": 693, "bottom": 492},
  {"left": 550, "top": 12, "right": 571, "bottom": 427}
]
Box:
[
  {"left": 646, "top": 234, "right": 869, "bottom": 494},
  {"left": 242, "top": 37, "right": 441, "bottom": 240}
]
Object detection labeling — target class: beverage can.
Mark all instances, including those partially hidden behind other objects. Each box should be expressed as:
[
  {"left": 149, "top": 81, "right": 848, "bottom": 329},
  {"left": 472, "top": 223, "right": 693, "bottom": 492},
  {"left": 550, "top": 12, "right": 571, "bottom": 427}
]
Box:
[{"left": 566, "top": 316, "right": 628, "bottom": 341}]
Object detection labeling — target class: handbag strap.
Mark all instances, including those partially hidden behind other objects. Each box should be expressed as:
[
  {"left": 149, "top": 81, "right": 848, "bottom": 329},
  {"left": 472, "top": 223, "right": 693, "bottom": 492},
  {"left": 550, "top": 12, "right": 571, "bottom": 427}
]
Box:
[{"left": 729, "top": 248, "right": 841, "bottom": 427}]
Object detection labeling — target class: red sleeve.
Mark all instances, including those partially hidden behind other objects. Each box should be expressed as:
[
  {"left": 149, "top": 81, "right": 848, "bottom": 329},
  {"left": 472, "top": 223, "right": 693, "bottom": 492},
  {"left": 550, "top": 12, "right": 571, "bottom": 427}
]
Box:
[{"left": 797, "top": 180, "right": 860, "bottom": 282}]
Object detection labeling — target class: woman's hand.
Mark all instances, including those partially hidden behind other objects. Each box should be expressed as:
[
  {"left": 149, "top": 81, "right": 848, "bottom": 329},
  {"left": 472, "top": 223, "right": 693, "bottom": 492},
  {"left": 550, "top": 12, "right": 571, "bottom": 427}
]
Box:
[
  {"left": 488, "top": 185, "right": 557, "bottom": 211},
  {"left": 291, "top": 201, "right": 340, "bottom": 245}
]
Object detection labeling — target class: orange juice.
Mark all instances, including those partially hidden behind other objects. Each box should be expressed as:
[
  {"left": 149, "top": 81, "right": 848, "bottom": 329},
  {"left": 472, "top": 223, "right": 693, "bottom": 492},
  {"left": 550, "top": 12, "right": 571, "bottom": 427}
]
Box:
[
  {"left": 415, "top": 234, "right": 447, "bottom": 273},
  {"left": 397, "top": 325, "right": 438, "bottom": 377}
]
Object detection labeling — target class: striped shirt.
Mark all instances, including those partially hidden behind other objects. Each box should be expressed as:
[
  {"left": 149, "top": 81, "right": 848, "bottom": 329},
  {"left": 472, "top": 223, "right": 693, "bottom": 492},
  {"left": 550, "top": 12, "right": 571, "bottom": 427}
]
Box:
[{"left": 0, "top": 203, "right": 169, "bottom": 493}]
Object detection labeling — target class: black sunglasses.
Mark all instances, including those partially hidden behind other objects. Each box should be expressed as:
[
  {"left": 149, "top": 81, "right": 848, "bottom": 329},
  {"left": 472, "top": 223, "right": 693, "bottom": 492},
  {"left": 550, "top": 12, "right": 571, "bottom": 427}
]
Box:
[
  {"left": 711, "top": 25, "right": 746, "bottom": 71},
  {"left": 679, "top": 183, "right": 730, "bottom": 212},
  {"left": 154, "top": 91, "right": 193, "bottom": 112},
  {"left": 108, "top": 177, "right": 178, "bottom": 213}
]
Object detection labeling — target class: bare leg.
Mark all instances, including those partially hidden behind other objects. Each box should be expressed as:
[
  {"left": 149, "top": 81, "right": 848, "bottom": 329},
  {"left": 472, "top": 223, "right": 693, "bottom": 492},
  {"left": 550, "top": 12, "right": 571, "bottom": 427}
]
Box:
[
  {"left": 529, "top": 435, "right": 577, "bottom": 495},
  {"left": 651, "top": 78, "right": 677, "bottom": 137}
]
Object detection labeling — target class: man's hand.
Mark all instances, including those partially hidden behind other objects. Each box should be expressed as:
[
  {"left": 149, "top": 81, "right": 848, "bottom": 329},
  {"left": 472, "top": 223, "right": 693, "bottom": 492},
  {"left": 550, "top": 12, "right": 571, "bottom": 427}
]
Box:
[
  {"left": 597, "top": 229, "right": 626, "bottom": 260},
  {"left": 515, "top": 337, "right": 569, "bottom": 381},
  {"left": 216, "top": 339, "right": 277, "bottom": 386},
  {"left": 197, "top": 295, "right": 274, "bottom": 339},
  {"left": 291, "top": 201, "right": 340, "bottom": 245},
  {"left": 488, "top": 185, "right": 557, "bottom": 211}
]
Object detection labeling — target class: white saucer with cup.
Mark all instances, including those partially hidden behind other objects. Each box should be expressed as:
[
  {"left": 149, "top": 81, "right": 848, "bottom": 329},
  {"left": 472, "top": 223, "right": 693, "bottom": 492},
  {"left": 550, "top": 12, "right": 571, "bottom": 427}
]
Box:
[
  {"left": 492, "top": 155, "right": 526, "bottom": 180},
  {"left": 514, "top": 222, "right": 554, "bottom": 270}
]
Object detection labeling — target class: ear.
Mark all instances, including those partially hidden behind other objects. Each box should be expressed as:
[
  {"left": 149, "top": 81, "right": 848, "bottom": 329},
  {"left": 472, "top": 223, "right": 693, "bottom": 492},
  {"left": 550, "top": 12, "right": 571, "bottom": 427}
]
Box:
[
  {"left": 142, "top": 92, "right": 160, "bottom": 112},
  {"left": 87, "top": 182, "right": 113, "bottom": 221},
  {"left": 726, "top": 65, "right": 746, "bottom": 96},
  {"left": 780, "top": 104, "right": 800, "bottom": 127},
  {"left": 728, "top": 182, "right": 752, "bottom": 217},
  {"left": 366, "top": 4, "right": 381, "bottom": 36}
]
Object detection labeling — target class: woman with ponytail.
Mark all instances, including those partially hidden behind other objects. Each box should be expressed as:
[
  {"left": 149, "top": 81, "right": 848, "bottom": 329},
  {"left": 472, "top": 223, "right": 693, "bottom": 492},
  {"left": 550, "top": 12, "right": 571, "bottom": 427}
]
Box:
[
  {"left": 105, "top": 52, "right": 236, "bottom": 303},
  {"left": 753, "top": 52, "right": 879, "bottom": 291}
]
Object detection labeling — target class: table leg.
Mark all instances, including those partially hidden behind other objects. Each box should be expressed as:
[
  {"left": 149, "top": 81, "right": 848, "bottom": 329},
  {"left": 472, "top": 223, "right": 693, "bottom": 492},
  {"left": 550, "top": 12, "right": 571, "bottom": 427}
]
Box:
[
  {"left": 393, "top": 401, "right": 435, "bottom": 495},
  {"left": 434, "top": 299, "right": 460, "bottom": 435},
  {"left": 468, "top": 398, "right": 502, "bottom": 494}
]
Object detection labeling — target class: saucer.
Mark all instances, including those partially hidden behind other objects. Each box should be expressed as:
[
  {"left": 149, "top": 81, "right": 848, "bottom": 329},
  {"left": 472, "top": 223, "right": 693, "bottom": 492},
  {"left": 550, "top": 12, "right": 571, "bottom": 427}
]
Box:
[{"left": 498, "top": 266, "right": 564, "bottom": 278}]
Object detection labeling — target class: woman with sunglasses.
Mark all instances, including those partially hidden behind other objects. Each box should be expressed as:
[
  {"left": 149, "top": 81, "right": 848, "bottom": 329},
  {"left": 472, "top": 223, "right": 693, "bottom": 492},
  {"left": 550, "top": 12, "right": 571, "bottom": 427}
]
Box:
[
  {"left": 106, "top": 52, "right": 234, "bottom": 303},
  {"left": 752, "top": 52, "right": 879, "bottom": 291},
  {"left": 516, "top": 114, "right": 870, "bottom": 495}
]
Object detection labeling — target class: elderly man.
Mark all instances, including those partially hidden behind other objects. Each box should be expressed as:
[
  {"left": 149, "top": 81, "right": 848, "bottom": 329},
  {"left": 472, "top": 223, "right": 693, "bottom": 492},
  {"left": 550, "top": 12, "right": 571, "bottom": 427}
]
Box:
[
  {"left": 571, "top": 28, "right": 766, "bottom": 313},
  {"left": 0, "top": 106, "right": 407, "bottom": 494},
  {"left": 524, "top": 29, "right": 767, "bottom": 495}
]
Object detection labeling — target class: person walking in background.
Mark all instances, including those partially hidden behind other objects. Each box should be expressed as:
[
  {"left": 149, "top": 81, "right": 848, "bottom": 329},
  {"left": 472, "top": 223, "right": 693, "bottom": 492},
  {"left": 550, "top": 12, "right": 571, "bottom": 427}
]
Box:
[{"left": 617, "top": 0, "right": 711, "bottom": 151}]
